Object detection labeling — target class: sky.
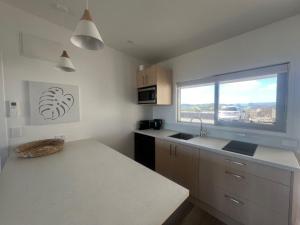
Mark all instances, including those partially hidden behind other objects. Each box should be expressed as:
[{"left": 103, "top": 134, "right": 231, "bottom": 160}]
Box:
[{"left": 180, "top": 75, "right": 277, "bottom": 105}]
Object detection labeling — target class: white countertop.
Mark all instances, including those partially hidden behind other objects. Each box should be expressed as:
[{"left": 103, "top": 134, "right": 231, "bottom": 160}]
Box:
[
  {"left": 0, "top": 139, "right": 189, "bottom": 225},
  {"left": 135, "top": 129, "right": 300, "bottom": 171}
]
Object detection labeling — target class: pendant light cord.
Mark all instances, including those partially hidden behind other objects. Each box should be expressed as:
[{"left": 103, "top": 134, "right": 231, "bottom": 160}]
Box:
[{"left": 86, "top": 0, "right": 89, "bottom": 9}]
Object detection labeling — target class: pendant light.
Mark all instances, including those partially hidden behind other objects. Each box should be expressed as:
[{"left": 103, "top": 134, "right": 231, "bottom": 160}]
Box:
[
  {"left": 55, "top": 4, "right": 75, "bottom": 72},
  {"left": 56, "top": 50, "right": 76, "bottom": 72},
  {"left": 70, "top": 0, "right": 104, "bottom": 50}
]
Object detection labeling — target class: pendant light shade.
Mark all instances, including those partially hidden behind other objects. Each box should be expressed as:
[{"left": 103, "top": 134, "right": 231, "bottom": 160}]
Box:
[
  {"left": 71, "top": 5, "right": 104, "bottom": 50},
  {"left": 56, "top": 50, "right": 76, "bottom": 72}
]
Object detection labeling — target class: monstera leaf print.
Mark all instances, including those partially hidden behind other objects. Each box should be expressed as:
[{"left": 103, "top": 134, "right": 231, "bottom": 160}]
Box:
[{"left": 38, "top": 87, "right": 74, "bottom": 120}]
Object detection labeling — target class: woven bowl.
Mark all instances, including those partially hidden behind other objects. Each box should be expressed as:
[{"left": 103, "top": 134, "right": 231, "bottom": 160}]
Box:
[{"left": 16, "top": 139, "right": 64, "bottom": 158}]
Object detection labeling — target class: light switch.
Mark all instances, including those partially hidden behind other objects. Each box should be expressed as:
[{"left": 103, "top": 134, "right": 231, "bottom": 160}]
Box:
[
  {"left": 8, "top": 101, "right": 19, "bottom": 118},
  {"left": 281, "top": 139, "right": 298, "bottom": 148}
]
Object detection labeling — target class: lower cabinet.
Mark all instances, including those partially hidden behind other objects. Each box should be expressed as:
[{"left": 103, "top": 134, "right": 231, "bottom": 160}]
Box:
[
  {"left": 154, "top": 137, "right": 296, "bottom": 225},
  {"left": 155, "top": 139, "right": 198, "bottom": 197},
  {"left": 198, "top": 149, "right": 291, "bottom": 225}
]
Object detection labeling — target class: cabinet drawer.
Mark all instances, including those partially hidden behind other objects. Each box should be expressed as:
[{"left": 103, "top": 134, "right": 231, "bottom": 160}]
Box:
[
  {"left": 199, "top": 159, "right": 290, "bottom": 218},
  {"left": 199, "top": 186, "right": 287, "bottom": 225},
  {"left": 199, "top": 149, "right": 291, "bottom": 186}
]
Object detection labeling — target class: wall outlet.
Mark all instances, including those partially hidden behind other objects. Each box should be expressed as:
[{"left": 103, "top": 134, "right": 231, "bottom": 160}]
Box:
[
  {"left": 281, "top": 139, "right": 299, "bottom": 148},
  {"left": 235, "top": 133, "right": 246, "bottom": 137},
  {"left": 9, "top": 127, "right": 23, "bottom": 138}
]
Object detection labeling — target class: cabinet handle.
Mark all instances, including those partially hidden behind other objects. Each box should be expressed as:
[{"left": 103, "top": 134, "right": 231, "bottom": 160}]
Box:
[
  {"left": 226, "top": 159, "right": 246, "bottom": 167},
  {"left": 225, "top": 171, "right": 245, "bottom": 180},
  {"left": 169, "top": 144, "right": 172, "bottom": 156},
  {"left": 174, "top": 145, "right": 177, "bottom": 157},
  {"left": 224, "top": 194, "right": 244, "bottom": 206}
]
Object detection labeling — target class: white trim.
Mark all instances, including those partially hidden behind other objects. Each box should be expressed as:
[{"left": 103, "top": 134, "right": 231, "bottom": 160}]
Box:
[
  {"left": 177, "top": 63, "right": 289, "bottom": 87},
  {"left": 0, "top": 52, "right": 8, "bottom": 169}
]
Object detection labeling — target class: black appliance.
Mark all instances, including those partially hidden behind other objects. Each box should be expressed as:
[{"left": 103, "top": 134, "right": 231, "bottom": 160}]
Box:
[
  {"left": 134, "top": 133, "right": 155, "bottom": 170},
  {"left": 153, "top": 119, "right": 163, "bottom": 130},
  {"left": 138, "top": 86, "right": 157, "bottom": 104},
  {"left": 222, "top": 140, "right": 257, "bottom": 156},
  {"left": 138, "top": 119, "right": 164, "bottom": 130},
  {"left": 138, "top": 120, "right": 151, "bottom": 130}
]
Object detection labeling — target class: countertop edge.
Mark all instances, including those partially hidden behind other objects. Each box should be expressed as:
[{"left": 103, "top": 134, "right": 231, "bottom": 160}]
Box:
[{"left": 134, "top": 130, "right": 300, "bottom": 172}]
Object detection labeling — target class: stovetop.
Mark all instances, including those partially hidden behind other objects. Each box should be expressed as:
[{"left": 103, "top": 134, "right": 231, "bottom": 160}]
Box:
[{"left": 222, "top": 140, "right": 257, "bottom": 156}]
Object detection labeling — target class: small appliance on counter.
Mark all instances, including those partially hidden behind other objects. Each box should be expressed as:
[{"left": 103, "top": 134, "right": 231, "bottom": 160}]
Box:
[
  {"left": 138, "top": 119, "right": 164, "bottom": 130},
  {"left": 138, "top": 120, "right": 151, "bottom": 130},
  {"left": 153, "top": 119, "right": 163, "bottom": 130}
]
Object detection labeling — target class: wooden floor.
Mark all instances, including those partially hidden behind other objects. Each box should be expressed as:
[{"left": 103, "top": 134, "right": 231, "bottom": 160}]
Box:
[{"left": 179, "top": 205, "right": 226, "bottom": 225}]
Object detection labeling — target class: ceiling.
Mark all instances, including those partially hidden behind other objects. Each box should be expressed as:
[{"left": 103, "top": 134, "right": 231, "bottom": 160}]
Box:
[{"left": 2, "top": 0, "right": 300, "bottom": 63}]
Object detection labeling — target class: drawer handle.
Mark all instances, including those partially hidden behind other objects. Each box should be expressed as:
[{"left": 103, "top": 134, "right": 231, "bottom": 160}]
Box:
[
  {"left": 224, "top": 194, "right": 244, "bottom": 206},
  {"left": 226, "top": 159, "right": 246, "bottom": 167},
  {"left": 225, "top": 171, "right": 245, "bottom": 180}
]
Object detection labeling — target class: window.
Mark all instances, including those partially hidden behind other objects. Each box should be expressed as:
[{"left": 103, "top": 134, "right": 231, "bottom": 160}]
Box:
[
  {"left": 178, "top": 84, "right": 215, "bottom": 124},
  {"left": 177, "top": 63, "right": 288, "bottom": 132}
]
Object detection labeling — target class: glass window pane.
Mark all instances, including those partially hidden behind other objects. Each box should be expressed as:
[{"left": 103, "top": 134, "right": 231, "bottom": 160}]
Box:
[
  {"left": 179, "top": 84, "right": 215, "bottom": 124},
  {"left": 218, "top": 75, "right": 277, "bottom": 125}
]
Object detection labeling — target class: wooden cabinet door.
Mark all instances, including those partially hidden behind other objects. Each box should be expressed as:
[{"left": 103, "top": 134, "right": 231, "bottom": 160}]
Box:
[
  {"left": 155, "top": 139, "right": 198, "bottom": 197},
  {"left": 155, "top": 139, "right": 173, "bottom": 179},
  {"left": 136, "top": 71, "right": 145, "bottom": 88},
  {"left": 172, "top": 144, "right": 198, "bottom": 197},
  {"left": 144, "top": 66, "right": 157, "bottom": 87}
]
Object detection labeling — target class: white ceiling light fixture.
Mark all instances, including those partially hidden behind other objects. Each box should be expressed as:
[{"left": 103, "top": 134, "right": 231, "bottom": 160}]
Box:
[
  {"left": 70, "top": 0, "right": 104, "bottom": 50},
  {"left": 54, "top": 2, "right": 75, "bottom": 72},
  {"left": 56, "top": 50, "right": 76, "bottom": 72}
]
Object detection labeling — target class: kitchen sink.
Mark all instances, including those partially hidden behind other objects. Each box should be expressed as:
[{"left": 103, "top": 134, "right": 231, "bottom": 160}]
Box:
[{"left": 169, "top": 133, "right": 195, "bottom": 140}]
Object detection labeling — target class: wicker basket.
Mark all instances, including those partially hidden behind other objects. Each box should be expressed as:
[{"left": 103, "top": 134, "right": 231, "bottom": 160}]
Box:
[{"left": 16, "top": 139, "right": 64, "bottom": 158}]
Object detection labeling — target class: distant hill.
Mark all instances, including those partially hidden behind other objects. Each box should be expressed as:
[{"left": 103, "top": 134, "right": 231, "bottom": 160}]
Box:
[{"left": 180, "top": 102, "right": 275, "bottom": 112}]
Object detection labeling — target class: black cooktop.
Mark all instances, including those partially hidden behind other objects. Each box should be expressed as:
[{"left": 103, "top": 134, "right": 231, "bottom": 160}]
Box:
[{"left": 222, "top": 140, "right": 257, "bottom": 156}]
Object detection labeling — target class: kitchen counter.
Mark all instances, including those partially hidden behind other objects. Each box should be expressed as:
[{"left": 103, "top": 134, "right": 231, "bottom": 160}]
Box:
[
  {"left": 0, "top": 139, "right": 189, "bottom": 225},
  {"left": 135, "top": 129, "right": 300, "bottom": 171}
]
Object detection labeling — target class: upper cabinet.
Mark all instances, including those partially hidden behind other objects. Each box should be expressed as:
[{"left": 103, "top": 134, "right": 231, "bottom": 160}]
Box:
[
  {"left": 137, "top": 66, "right": 157, "bottom": 88},
  {"left": 137, "top": 65, "right": 172, "bottom": 105}
]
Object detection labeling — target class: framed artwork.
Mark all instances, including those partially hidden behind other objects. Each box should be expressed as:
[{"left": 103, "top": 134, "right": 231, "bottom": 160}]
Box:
[{"left": 29, "top": 81, "right": 80, "bottom": 125}]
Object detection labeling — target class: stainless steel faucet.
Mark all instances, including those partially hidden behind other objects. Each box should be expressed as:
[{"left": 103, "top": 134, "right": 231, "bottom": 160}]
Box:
[{"left": 199, "top": 118, "right": 208, "bottom": 137}]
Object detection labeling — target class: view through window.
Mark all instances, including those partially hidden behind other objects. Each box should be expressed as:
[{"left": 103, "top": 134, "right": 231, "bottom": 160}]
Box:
[
  {"left": 179, "top": 84, "right": 215, "bottom": 124},
  {"left": 177, "top": 64, "right": 288, "bottom": 131},
  {"left": 218, "top": 75, "right": 277, "bottom": 125}
]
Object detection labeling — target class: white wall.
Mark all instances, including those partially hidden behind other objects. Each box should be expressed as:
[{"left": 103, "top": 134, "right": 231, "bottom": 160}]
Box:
[
  {"left": 0, "top": 2, "right": 152, "bottom": 160},
  {"left": 154, "top": 14, "right": 300, "bottom": 150}
]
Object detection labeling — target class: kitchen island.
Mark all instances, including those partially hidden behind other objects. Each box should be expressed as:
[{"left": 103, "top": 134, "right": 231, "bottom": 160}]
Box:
[{"left": 0, "top": 139, "right": 189, "bottom": 225}]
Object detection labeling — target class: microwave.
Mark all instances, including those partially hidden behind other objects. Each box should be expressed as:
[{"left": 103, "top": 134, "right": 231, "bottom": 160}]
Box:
[{"left": 138, "top": 86, "right": 157, "bottom": 104}]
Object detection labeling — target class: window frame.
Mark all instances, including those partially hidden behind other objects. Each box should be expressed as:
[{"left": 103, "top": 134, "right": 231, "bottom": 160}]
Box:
[{"left": 176, "top": 63, "right": 289, "bottom": 132}]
